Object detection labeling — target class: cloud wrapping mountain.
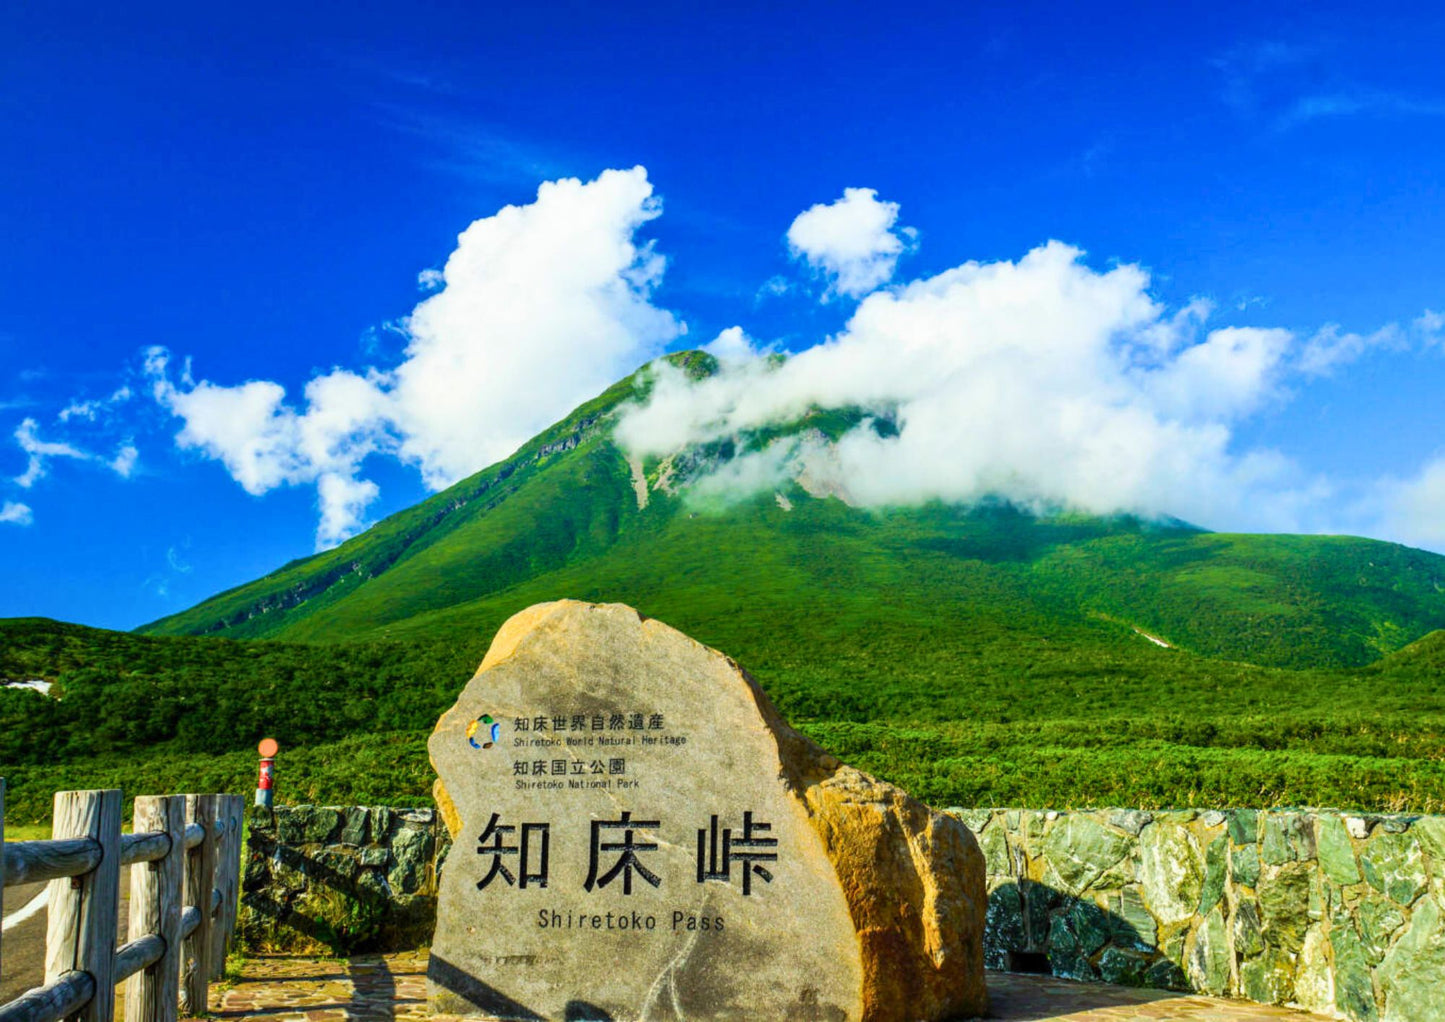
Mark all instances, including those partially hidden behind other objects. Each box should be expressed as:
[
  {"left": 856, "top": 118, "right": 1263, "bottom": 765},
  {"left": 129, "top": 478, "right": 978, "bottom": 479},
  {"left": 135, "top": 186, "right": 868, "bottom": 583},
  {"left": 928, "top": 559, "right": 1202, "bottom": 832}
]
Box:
[{"left": 618, "top": 241, "right": 1327, "bottom": 531}]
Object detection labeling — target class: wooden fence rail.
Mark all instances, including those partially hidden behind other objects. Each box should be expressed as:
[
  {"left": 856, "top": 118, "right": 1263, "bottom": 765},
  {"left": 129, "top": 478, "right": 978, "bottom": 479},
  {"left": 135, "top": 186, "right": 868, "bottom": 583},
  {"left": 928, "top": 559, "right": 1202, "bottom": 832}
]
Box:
[{"left": 0, "top": 782, "right": 244, "bottom": 1022}]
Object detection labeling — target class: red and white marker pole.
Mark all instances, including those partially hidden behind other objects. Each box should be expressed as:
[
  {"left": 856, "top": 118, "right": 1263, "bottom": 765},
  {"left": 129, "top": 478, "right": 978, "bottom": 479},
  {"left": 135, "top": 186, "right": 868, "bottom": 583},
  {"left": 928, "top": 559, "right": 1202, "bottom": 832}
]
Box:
[{"left": 256, "top": 736, "right": 279, "bottom": 808}]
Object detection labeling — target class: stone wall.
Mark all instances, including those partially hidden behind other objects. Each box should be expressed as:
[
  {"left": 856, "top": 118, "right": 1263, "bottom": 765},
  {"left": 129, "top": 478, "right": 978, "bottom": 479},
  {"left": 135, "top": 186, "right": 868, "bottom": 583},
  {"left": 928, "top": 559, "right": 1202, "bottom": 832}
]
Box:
[
  {"left": 240, "top": 805, "right": 1445, "bottom": 1019},
  {"left": 239, "top": 805, "right": 448, "bottom": 954},
  {"left": 948, "top": 807, "right": 1445, "bottom": 1022}
]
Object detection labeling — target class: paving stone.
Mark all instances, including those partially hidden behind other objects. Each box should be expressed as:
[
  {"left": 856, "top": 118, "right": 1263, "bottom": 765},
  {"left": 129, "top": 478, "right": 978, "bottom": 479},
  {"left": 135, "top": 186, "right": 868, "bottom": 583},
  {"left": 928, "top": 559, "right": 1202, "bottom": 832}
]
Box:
[{"left": 213, "top": 951, "right": 1343, "bottom": 1022}]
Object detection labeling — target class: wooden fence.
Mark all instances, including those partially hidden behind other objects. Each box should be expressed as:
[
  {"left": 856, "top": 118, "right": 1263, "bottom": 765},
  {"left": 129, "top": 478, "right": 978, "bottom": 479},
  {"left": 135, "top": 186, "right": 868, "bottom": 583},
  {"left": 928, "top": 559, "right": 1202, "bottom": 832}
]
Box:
[{"left": 0, "top": 781, "right": 244, "bottom": 1022}]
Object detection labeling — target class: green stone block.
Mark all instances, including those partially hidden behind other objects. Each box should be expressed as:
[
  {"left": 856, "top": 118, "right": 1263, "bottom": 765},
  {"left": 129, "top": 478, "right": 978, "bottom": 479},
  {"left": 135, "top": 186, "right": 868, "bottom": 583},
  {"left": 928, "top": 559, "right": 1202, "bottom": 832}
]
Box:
[
  {"left": 1412, "top": 817, "right": 1445, "bottom": 860},
  {"left": 1240, "top": 947, "right": 1296, "bottom": 1005},
  {"left": 1097, "top": 947, "right": 1151, "bottom": 986},
  {"left": 1038, "top": 815, "right": 1134, "bottom": 896},
  {"left": 1107, "top": 809, "right": 1152, "bottom": 836},
  {"left": 359, "top": 846, "right": 390, "bottom": 868},
  {"left": 1262, "top": 813, "right": 1316, "bottom": 865},
  {"left": 1046, "top": 913, "right": 1096, "bottom": 982},
  {"left": 1025, "top": 812, "right": 1046, "bottom": 845},
  {"left": 1228, "top": 809, "right": 1259, "bottom": 845},
  {"left": 985, "top": 882, "right": 1026, "bottom": 969},
  {"left": 1360, "top": 830, "right": 1428, "bottom": 907},
  {"left": 1231, "top": 843, "right": 1261, "bottom": 887},
  {"left": 1066, "top": 897, "right": 1111, "bottom": 956},
  {"left": 274, "top": 808, "right": 308, "bottom": 845},
  {"left": 1232, "top": 898, "right": 1265, "bottom": 957},
  {"left": 1139, "top": 823, "right": 1203, "bottom": 925},
  {"left": 1108, "top": 886, "right": 1157, "bottom": 950},
  {"left": 1358, "top": 895, "right": 1407, "bottom": 964},
  {"left": 1318, "top": 815, "right": 1362, "bottom": 885},
  {"left": 278, "top": 806, "right": 342, "bottom": 845},
  {"left": 1189, "top": 905, "right": 1230, "bottom": 996},
  {"left": 1260, "top": 815, "right": 1289, "bottom": 864},
  {"left": 1295, "top": 926, "right": 1336, "bottom": 1016},
  {"left": 1145, "top": 956, "right": 1188, "bottom": 991},
  {"left": 1198, "top": 834, "right": 1227, "bottom": 915},
  {"left": 1020, "top": 878, "right": 1056, "bottom": 949},
  {"left": 338, "top": 807, "right": 370, "bottom": 847},
  {"left": 355, "top": 868, "right": 391, "bottom": 899},
  {"left": 1258, "top": 862, "right": 1313, "bottom": 953},
  {"left": 1331, "top": 921, "right": 1380, "bottom": 1022},
  {"left": 979, "top": 821, "right": 1010, "bottom": 876},
  {"left": 388, "top": 824, "right": 436, "bottom": 894},
  {"left": 1378, "top": 895, "right": 1445, "bottom": 1021},
  {"left": 951, "top": 808, "right": 992, "bottom": 832},
  {"left": 1161, "top": 927, "right": 1187, "bottom": 966},
  {"left": 315, "top": 847, "right": 361, "bottom": 882}
]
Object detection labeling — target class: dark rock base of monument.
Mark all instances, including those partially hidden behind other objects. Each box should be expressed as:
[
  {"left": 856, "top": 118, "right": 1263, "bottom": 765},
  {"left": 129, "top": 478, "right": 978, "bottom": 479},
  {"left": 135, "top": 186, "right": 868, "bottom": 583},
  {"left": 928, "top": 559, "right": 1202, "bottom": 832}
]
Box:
[{"left": 427, "top": 600, "right": 988, "bottom": 1021}]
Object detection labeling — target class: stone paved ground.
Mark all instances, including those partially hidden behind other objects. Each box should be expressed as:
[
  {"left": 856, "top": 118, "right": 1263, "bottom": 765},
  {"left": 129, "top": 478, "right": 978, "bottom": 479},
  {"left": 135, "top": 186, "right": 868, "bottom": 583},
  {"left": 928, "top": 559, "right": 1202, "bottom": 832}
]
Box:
[{"left": 213, "top": 951, "right": 1336, "bottom": 1021}]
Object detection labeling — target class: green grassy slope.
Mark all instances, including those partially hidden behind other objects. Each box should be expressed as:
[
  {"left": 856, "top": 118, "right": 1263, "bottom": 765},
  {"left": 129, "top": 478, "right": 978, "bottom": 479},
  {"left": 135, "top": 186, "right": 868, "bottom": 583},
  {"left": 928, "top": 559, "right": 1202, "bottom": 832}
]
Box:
[{"left": 5, "top": 615, "right": 1445, "bottom": 822}]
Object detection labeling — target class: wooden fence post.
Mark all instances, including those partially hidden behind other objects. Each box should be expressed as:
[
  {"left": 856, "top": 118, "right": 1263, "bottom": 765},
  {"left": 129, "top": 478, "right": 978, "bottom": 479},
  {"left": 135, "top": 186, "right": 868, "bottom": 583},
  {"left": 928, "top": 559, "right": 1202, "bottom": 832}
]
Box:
[
  {"left": 1, "top": 777, "right": 6, "bottom": 980},
  {"left": 45, "top": 789, "right": 122, "bottom": 1022},
  {"left": 208, "top": 796, "right": 234, "bottom": 979},
  {"left": 180, "top": 795, "right": 216, "bottom": 1017},
  {"left": 229, "top": 796, "right": 244, "bottom": 956},
  {"left": 209, "top": 795, "right": 244, "bottom": 979},
  {"left": 0, "top": 780, "right": 6, "bottom": 977},
  {"left": 125, "top": 795, "right": 184, "bottom": 1022}
]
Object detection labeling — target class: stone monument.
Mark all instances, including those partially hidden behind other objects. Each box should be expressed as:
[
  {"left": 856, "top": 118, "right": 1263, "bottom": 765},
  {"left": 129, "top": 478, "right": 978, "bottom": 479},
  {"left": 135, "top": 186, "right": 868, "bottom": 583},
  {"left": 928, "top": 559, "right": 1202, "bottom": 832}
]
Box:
[{"left": 428, "top": 600, "right": 987, "bottom": 1021}]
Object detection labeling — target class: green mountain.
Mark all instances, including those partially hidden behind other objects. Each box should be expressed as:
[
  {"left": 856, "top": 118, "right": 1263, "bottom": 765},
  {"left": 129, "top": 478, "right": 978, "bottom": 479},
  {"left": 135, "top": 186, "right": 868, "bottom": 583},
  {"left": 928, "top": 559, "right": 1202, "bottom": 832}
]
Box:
[
  {"left": 6, "top": 352, "right": 1445, "bottom": 821},
  {"left": 140, "top": 352, "right": 1445, "bottom": 673}
]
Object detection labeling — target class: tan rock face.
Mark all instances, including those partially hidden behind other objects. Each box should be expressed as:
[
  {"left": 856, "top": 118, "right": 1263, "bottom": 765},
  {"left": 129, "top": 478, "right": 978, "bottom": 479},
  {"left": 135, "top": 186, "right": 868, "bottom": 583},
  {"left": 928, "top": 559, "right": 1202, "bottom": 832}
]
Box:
[{"left": 429, "top": 600, "right": 987, "bottom": 1022}]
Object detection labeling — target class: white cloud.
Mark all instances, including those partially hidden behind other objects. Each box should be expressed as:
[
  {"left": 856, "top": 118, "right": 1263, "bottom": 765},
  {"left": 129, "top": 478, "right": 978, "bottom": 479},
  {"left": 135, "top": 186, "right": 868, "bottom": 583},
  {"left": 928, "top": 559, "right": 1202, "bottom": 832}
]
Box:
[
  {"left": 9, "top": 379, "right": 140, "bottom": 497},
  {"left": 390, "top": 166, "right": 681, "bottom": 487},
  {"left": 0, "top": 500, "right": 32, "bottom": 526},
  {"left": 754, "top": 275, "right": 791, "bottom": 303},
  {"left": 1376, "top": 457, "right": 1445, "bottom": 550},
  {"left": 147, "top": 166, "right": 682, "bottom": 548},
  {"left": 1418, "top": 309, "right": 1444, "bottom": 348},
  {"left": 702, "top": 327, "right": 765, "bottom": 365},
  {"left": 58, "top": 386, "right": 132, "bottom": 423},
  {"left": 619, "top": 240, "right": 1318, "bottom": 531},
  {"left": 14, "top": 418, "right": 90, "bottom": 488},
  {"left": 1145, "top": 326, "right": 1293, "bottom": 420},
  {"left": 786, "top": 188, "right": 914, "bottom": 299},
  {"left": 1299, "top": 322, "right": 1407, "bottom": 376},
  {"left": 110, "top": 443, "right": 139, "bottom": 478},
  {"left": 147, "top": 358, "right": 396, "bottom": 546}
]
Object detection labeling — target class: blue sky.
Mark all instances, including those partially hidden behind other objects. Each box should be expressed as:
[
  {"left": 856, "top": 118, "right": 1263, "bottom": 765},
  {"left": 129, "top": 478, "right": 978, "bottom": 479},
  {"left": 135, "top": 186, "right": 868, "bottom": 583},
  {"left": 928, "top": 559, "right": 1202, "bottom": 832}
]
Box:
[{"left": 2, "top": 1, "right": 1444, "bottom": 630}]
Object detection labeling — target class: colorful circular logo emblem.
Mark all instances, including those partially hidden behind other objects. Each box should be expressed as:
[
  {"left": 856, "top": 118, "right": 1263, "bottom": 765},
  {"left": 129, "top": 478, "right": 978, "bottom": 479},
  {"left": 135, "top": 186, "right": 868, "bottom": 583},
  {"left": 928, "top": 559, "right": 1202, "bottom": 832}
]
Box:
[{"left": 467, "top": 713, "right": 500, "bottom": 749}]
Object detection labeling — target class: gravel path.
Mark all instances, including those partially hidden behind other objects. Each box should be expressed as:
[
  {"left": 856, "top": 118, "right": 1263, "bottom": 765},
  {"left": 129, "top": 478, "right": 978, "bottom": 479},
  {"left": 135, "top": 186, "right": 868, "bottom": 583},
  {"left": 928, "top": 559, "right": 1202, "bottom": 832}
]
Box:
[{"left": 210, "top": 951, "right": 1336, "bottom": 1021}]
